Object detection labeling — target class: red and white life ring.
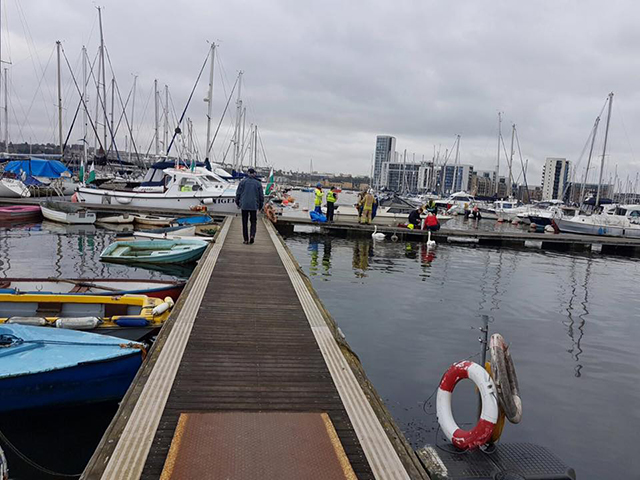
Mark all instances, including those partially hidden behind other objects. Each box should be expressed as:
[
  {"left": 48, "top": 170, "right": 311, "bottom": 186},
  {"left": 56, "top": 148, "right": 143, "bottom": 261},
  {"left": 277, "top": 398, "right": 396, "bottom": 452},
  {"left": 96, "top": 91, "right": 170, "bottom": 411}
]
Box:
[{"left": 436, "top": 360, "right": 499, "bottom": 450}]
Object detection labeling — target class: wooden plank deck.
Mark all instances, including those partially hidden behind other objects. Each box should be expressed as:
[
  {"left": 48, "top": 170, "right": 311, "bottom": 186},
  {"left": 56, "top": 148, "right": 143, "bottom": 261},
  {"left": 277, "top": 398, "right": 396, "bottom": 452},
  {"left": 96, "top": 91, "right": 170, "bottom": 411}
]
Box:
[{"left": 83, "top": 216, "right": 416, "bottom": 480}]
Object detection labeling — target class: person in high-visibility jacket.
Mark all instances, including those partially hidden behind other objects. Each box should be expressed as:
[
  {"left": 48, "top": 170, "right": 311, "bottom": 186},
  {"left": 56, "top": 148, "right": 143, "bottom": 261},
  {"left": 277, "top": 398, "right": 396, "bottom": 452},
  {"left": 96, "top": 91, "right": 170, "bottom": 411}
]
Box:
[
  {"left": 314, "top": 183, "right": 323, "bottom": 214},
  {"left": 326, "top": 186, "right": 337, "bottom": 222},
  {"left": 360, "top": 190, "right": 375, "bottom": 224}
]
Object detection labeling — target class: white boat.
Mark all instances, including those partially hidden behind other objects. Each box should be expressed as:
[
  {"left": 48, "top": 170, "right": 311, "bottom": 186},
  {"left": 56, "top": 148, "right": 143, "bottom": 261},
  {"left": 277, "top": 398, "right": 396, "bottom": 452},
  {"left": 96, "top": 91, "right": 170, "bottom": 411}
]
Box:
[
  {"left": 493, "top": 200, "right": 527, "bottom": 222},
  {"left": 438, "top": 192, "right": 475, "bottom": 212},
  {"left": 333, "top": 205, "right": 451, "bottom": 225},
  {"left": 133, "top": 214, "right": 175, "bottom": 227},
  {"left": 96, "top": 213, "right": 135, "bottom": 224},
  {"left": 0, "top": 178, "right": 30, "bottom": 198},
  {"left": 556, "top": 205, "right": 640, "bottom": 238},
  {"left": 76, "top": 167, "right": 239, "bottom": 214},
  {"left": 40, "top": 201, "right": 96, "bottom": 225}
]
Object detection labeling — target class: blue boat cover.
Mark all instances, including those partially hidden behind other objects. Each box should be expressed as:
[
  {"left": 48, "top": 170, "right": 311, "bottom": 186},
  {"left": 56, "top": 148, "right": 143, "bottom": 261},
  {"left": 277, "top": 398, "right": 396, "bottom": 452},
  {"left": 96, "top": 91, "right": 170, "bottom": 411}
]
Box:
[
  {"left": 310, "top": 211, "right": 327, "bottom": 223},
  {"left": 0, "top": 324, "right": 141, "bottom": 379},
  {"left": 175, "top": 215, "right": 213, "bottom": 226},
  {"left": 4, "top": 158, "right": 71, "bottom": 178}
]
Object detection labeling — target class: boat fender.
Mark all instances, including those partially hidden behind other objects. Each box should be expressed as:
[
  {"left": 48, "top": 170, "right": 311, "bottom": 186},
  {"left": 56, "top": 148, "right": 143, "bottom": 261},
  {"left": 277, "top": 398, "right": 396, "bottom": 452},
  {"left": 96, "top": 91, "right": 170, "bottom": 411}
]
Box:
[
  {"left": 490, "top": 334, "right": 522, "bottom": 424},
  {"left": 436, "top": 361, "right": 498, "bottom": 450},
  {"left": 7, "top": 317, "right": 47, "bottom": 326},
  {"left": 485, "top": 361, "right": 506, "bottom": 443},
  {"left": 115, "top": 316, "right": 150, "bottom": 327},
  {"left": 56, "top": 317, "right": 101, "bottom": 330},
  {"left": 152, "top": 300, "right": 173, "bottom": 316},
  {"left": 202, "top": 198, "right": 214, "bottom": 205}
]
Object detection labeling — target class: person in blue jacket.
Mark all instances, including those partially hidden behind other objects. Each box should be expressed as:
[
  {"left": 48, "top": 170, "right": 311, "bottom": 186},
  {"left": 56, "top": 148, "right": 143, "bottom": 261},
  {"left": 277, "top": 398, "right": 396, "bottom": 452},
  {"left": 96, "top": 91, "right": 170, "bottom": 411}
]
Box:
[{"left": 235, "top": 168, "right": 264, "bottom": 244}]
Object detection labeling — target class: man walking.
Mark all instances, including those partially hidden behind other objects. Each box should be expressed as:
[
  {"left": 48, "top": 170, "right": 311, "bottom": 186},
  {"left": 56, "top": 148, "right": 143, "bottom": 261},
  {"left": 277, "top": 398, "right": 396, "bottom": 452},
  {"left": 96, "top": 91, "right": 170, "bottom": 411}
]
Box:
[
  {"left": 326, "top": 186, "right": 337, "bottom": 222},
  {"left": 235, "top": 168, "right": 264, "bottom": 244}
]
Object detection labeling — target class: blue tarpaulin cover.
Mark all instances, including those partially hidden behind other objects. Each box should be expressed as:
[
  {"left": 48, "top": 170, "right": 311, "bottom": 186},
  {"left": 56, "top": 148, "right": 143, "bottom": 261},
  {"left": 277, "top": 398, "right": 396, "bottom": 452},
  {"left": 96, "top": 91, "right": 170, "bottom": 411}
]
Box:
[{"left": 4, "top": 158, "right": 70, "bottom": 178}]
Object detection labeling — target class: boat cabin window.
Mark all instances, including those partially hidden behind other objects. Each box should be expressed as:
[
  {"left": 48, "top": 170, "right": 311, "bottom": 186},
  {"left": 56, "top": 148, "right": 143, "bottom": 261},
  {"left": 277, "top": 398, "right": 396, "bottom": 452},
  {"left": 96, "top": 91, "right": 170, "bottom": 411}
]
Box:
[
  {"left": 179, "top": 178, "right": 202, "bottom": 192},
  {"left": 629, "top": 210, "right": 640, "bottom": 218}
]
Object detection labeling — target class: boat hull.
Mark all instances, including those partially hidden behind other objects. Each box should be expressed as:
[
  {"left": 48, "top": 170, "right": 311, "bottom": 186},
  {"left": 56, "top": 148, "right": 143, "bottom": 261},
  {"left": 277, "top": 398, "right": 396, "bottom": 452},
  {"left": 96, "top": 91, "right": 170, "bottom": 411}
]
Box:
[
  {"left": 41, "top": 204, "right": 96, "bottom": 224},
  {"left": 0, "top": 278, "right": 185, "bottom": 299},
  {"left": 0, "top": 178, "right": 30, "bottom": 198},
  {"left": 0, "top": 205, "right": 41, "bottom": 222},
  {"left": 100, "top": 239, "right": 208, "bottom": 264},
  {"left": 555, "top": 218, "right": 626, "bottom": 237},
  {"left": 77, "top": 187, "right": 240, "bottom": 214},
  {"left": 0, "top": 352, "right": 141, "bottom": 412}
]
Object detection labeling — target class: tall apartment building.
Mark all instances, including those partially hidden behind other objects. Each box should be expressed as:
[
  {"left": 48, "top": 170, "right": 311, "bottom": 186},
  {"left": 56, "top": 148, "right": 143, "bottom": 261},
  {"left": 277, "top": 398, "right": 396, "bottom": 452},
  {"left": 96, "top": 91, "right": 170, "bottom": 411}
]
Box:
[
  {"left": 438, "top": 164, "right": 474, "bottom": 194},
  {"left": 373, "top": 136, "right": 396, "bottom": 189},
  {"left": 541, "top": 157, "right": 570, "bottom": 201}
]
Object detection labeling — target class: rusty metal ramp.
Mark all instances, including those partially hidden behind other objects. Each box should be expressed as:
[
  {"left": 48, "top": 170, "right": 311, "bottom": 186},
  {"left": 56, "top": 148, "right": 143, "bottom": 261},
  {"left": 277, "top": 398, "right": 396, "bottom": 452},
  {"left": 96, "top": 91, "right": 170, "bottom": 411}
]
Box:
[{"left": 160, "top": 411, "right": 357, "bottom": 480}]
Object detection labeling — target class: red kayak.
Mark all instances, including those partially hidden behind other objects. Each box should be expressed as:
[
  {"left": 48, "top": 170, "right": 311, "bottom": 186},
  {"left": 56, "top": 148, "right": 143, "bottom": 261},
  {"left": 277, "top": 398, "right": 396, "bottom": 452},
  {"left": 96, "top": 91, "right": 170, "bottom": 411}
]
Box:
[{"left": 0, "top": 205, "right": 42, "bottom": 222}]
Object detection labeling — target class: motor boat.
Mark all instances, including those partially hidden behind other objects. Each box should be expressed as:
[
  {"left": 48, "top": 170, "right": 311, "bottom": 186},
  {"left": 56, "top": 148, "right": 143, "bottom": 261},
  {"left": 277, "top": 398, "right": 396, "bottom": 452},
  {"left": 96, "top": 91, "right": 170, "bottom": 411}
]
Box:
[
  {"left": 555, "top": 204, "right": 640, "bottom": 238},
  {"left": 76, "top": 166, "right": 239, "bottom": 214}
]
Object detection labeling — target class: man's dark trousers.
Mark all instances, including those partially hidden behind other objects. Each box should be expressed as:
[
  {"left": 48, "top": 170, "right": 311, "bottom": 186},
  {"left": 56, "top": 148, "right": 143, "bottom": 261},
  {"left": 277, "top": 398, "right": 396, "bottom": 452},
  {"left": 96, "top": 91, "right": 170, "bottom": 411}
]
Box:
[
  {"left": 242, "top": 210, "right": 257, "bottom": 242},
  {"left": 326, "top": 202, "right": 335, "bottom": 221}
]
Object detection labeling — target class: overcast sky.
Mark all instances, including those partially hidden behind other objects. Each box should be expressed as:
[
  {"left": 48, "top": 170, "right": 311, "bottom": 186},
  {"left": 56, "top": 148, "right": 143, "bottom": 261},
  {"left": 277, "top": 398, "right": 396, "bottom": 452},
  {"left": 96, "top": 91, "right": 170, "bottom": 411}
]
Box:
[{"left": 2, "top": 0, "right": 639, "bottom": 187}]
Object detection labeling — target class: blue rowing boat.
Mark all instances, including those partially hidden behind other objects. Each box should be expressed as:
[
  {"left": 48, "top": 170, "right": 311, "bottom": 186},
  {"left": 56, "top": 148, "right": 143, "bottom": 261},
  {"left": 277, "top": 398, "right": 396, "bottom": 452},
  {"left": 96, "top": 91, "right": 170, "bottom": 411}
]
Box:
[
  {"left": 100, "top": 239, "right": 208, "bottom": 265},
  {"left": 174, "top": 214, "right": 213, "bottom": 226},
  {"left": 0, "top": 324, "right": 144, "bottom": 412}
]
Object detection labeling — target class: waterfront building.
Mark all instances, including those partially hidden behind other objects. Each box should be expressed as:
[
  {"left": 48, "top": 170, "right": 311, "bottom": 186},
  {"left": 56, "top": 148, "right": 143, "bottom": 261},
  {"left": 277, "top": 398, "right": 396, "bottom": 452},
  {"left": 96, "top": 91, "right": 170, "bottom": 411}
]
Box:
[
  {"left": 541, "top": 157, "right": 570, "bottom": 201},
  {"left": 437, "top": 164, "right": 474, "bottom": 194},
  {"left": 381, "top": 161, "right": 421, "bottom": 192},
  {"left": 373, "top": 136, "right": 396, "bottom": 189},
  {"left": 470, "top": 171, "right": 494, "bottom": 197}
]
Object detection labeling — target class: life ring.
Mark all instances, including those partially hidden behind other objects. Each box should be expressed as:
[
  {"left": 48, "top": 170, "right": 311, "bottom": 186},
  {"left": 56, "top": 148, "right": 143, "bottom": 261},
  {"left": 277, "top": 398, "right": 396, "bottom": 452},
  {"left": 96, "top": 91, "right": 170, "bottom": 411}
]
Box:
[
  {"left": 490, "top": 334, "right": 522, "bottom": 424},
  {"left": 436, "top": 361, "right": 498, "bottom": 450}
]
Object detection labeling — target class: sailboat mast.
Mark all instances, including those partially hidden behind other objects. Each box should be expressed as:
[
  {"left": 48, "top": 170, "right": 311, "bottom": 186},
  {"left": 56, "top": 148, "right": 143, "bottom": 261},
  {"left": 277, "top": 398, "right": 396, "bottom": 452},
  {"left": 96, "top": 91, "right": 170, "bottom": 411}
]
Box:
[
  {"left": 97, "top": 7, "right": 107, "bottom": 150},
  {"left": 453, "top": 135, "right": 460, "bottom": 192},
  {"left": 508, "top": 124, "right": 515, "bottom": 198},
  {"left": 253, "top": 125, "right": 258, "bottom": 168},
  {"left": 495, "top": 112, "right": 501, "bottom": 195},
  {"left": 82, "top": 45, "right": 87, "bottom": 182},
  {"left": 596, "top": 92, "right": 614, "bottom": 207},
  {"left": 154, "top": 79, "right": 159, "bottom": 156},
  {"left": 204, "top": 42, "right": 216, "bottom": 162},
  {"left": 233, "top": 71, "right": 243, "bottom": 169},
  {"left": 130, "top": 74, "right": 137, "bottom": 162},
  {"left": 3, "top": 68, "right": 7, "bottom": 154},
  {"left": 56, "top": 41, "right": 63, "bottom": 156},
  {"left": 164, "top": 85, "right": 169, "bottom": 156},
  {"left": 580, "top": 116, "right": 600, "bottom": 206},
  {"left": 110, "top": 77, "right": 115, "bottom": 151}
]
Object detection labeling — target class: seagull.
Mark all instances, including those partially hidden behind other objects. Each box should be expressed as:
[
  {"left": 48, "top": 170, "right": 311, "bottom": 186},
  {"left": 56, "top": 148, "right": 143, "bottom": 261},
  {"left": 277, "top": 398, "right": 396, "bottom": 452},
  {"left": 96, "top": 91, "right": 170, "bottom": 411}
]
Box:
[{"left": 371, "top": 225, "right": 386, "bottom": 241}]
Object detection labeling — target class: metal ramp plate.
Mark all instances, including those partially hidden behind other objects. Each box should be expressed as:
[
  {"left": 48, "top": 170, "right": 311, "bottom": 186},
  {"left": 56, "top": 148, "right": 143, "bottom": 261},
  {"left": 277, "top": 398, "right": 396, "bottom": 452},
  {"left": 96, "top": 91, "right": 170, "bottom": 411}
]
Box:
[
  {"left": 160, "top": 411, "right": 357, "bottom": 480},
  {"left": 416, "top": 443, "right": 576, "bottom": 480}
]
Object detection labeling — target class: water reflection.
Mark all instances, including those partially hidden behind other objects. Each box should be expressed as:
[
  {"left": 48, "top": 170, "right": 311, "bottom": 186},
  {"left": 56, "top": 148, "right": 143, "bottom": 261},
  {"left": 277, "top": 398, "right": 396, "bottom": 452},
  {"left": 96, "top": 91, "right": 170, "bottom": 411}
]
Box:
[
  {"left": 563, "top": 257, "right": 591, "bottom": 377},
  {"left": 307, "top": 237, "right": 334, "bottom": 279}
]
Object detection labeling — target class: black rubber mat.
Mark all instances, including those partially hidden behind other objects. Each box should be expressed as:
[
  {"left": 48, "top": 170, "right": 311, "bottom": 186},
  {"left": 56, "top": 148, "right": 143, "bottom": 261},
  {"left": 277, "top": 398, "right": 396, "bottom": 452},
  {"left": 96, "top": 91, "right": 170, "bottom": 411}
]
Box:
[{"left": 417, "top": 442, "right": 576, "bottom": 480}]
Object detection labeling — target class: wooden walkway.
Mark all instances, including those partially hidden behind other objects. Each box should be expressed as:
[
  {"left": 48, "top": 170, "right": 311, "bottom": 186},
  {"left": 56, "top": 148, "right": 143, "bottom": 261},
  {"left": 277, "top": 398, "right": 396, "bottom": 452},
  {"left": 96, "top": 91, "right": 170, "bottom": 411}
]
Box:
[{"left": 83, "top": 216, "right": 415, "bottom": 480}]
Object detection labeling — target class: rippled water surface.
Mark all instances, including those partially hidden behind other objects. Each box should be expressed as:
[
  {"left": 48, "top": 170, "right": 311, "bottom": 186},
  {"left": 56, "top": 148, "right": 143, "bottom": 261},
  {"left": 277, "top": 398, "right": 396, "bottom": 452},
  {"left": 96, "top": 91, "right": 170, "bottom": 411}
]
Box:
[{"left": 285, "top": 233, "right": 640, "bottom": 480}]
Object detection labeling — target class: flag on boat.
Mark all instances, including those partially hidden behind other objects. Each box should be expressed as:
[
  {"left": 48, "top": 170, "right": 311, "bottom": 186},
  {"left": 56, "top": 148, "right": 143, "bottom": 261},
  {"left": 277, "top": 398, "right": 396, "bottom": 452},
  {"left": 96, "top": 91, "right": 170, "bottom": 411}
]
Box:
[
  {"left": 87, "top": 162, "right": 96, "bottom": 184},
  {"left": 265, "top": 168, "right": 275, "bottom": 195},
  {"left": 79, "top": 164, "right": 85, "bottom": 182}
]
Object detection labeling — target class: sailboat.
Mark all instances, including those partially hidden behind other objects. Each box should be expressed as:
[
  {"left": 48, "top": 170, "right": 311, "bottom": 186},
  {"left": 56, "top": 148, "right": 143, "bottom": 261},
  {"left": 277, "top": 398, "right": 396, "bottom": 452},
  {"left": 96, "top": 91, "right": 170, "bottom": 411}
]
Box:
[{"left": 554, "top": 93, "right": 640, "bottom": 238}]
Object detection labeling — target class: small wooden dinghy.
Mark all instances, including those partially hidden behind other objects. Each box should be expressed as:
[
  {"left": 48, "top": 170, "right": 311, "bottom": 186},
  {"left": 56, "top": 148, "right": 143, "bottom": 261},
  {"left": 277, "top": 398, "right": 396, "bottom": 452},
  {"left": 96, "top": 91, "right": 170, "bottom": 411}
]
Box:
[
  {"left": 0, "top": 324, "right": 145, "bottom": 412},
  {"left": 96, "top": 213, "right": 135, "bottom": 224},
  {"left": 0, "top": 293, "right": 173, "bottom": 341},
  {"left": 133, "top": 214, "right": 175, "bottom": 227},
  {"left": 40, "top": 201, "right": 96, "bottom": 225},
  {"left": 173, "top": 214, "right": 213, "bottom": 226},
  {"left": 0, "top": 277, "right": 185, "bottom": 299},
  {"left": 0, "top": 205, "right": 41, "bottom": 222},
  {"left": 100, "top": 239, "right": 208, "bottom": 265}
]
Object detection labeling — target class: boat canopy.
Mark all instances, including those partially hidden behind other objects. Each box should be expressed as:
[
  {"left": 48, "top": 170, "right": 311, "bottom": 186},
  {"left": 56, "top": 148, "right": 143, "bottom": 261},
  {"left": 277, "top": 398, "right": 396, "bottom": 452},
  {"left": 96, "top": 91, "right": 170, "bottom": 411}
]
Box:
[{"left": 4, "top": 158, "right": 71, "bottom": 178}]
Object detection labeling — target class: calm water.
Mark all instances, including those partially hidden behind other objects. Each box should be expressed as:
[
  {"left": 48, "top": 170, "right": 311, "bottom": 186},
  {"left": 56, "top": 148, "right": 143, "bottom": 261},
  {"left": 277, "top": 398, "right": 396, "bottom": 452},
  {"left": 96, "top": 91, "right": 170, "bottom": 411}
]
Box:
[
  {"left": 285, "top": 233, "right": 640, "bottom": 480},
  {"left": 0, "top": 221, "right": 189, "bottom": 480}
]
